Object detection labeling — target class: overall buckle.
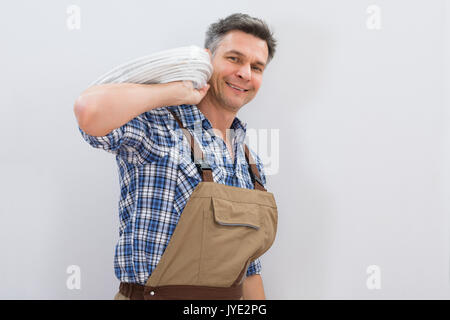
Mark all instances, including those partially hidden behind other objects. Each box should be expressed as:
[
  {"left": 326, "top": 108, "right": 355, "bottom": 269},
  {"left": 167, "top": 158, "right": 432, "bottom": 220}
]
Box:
[
  {"left": 195, "top": 159, "right": 212, "bottom": 171},
  {"left": 253, "top": 174, "right": 264, "bottom": 187}
]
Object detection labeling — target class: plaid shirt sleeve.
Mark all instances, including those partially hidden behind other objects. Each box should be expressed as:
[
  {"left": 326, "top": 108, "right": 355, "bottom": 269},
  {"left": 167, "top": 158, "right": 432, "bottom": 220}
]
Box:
[
  {"left": 78, "top": 111, "right": 173, "bottom": 165},
  {"left": 245, "top": 151, "right": 267, "bottom": 277}
]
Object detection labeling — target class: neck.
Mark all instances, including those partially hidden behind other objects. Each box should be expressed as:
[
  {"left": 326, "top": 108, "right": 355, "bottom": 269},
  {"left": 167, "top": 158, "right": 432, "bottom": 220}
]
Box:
[{"left": 197, "top": 93, "right": 237, "bottom": 141}]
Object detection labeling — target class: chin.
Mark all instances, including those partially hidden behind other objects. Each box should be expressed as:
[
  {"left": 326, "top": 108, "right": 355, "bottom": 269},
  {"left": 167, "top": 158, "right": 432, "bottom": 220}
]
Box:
[{"left": 222, "top": 100, "right": 243, "bottom": 112}]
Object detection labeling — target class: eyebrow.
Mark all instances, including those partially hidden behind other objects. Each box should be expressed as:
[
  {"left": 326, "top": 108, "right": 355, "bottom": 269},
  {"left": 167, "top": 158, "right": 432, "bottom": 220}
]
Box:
[{"left": 224, "top": 50, "right": 266, "bottom": 68}]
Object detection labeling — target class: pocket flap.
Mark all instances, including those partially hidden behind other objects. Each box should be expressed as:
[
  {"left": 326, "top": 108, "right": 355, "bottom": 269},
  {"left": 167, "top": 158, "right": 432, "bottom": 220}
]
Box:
[{"left": 212, "top": 198, "right": 261, "bottom": 230}]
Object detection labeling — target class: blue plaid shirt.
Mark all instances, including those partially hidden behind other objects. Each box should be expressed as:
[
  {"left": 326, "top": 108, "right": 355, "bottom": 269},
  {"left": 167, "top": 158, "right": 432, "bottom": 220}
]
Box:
[{"left": 78, "top": 104, "right": 267, "bottom": 285}]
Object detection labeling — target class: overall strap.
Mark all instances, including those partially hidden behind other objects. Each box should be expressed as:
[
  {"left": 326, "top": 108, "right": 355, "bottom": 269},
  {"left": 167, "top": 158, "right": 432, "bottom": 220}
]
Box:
[
  {"left": 168, "top": 109, "right": 266, "bottom": 191},
  {"left": 168, "top": 109, "right": 213, "bottom": 182},
  {"left": 244, "top": 145, "right": 266, "bottom": 191}
]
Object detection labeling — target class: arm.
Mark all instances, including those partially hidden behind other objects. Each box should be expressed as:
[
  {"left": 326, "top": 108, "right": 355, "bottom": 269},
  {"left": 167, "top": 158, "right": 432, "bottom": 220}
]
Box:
[
  {"left": 243, "top": 274, "right": 266, "bottom": 300},
  {"left": 73, "top": 81, "right": 210, "bottom": 136}
]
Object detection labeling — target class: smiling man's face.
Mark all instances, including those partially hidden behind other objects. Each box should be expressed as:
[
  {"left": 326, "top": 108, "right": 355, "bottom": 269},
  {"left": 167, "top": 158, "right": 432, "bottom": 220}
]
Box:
[{"left": 206, "top": 30, "right": 269, "bottom": 113}]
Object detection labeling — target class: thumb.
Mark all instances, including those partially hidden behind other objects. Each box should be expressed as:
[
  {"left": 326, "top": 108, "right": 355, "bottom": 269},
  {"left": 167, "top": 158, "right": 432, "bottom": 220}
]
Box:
[
  {"left": 197, "top": 84, "right": 210, "bottom": 96},
  {"left": 199, "top": 83, "right": 209, "bottom": 90}
]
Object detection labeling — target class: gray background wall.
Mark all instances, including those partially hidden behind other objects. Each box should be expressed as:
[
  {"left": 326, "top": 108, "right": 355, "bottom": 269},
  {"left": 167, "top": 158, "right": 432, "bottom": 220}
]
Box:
[{"left": 0, "top": 0, "right": 449, "bottom": 299}]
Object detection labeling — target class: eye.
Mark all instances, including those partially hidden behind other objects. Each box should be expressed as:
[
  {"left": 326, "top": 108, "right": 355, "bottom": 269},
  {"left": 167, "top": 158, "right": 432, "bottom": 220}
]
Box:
[
  {"left": 252, "top": 66, "right": 262, "bottom": 72},
  {"left": 228, "top": 56, "right": 238, "bottom": 62}
]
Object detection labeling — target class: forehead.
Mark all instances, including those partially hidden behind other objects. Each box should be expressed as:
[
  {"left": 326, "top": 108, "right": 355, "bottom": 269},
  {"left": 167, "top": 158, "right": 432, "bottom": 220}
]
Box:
[{"left": 216, "top": 30, "right": 269, "bottom": 66}]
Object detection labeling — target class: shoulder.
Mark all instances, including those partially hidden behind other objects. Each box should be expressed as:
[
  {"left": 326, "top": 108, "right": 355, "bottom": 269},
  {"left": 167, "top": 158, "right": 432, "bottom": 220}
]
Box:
[
  {"left": 140, "top": 106, "right": 171, "bottom": 125},
  {"left": 138, "top": 105, "right": 187, "bottom": 133},
  {"left": 141, "top": 104, "right": 194, "bottom": 124}
]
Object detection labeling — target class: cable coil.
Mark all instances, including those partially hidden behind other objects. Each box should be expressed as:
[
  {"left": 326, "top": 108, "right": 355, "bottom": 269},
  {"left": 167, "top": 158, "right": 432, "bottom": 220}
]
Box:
[{"left": 90, "top": 45, "right": 213, "bottom": 89}]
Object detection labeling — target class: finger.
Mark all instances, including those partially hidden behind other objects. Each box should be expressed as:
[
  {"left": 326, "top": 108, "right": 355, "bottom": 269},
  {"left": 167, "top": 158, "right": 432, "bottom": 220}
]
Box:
[{"left": 200, "top": 84, "right": 210, "bottom": 93}]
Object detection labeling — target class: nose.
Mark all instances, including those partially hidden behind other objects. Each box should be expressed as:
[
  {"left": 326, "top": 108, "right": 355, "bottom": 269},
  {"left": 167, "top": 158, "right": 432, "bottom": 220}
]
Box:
[{"left": 236, "top": 63, "right": 251, "bottom": 81}]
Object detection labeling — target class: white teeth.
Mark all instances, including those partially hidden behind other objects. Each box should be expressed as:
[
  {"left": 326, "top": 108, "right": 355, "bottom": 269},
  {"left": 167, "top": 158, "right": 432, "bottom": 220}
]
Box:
[{"left": 227, "top": 82, "right": 246, "bottom": 92}]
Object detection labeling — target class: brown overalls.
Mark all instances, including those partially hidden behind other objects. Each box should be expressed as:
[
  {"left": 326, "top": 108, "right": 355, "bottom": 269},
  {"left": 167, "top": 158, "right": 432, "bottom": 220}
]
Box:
[{"left": 115, "top": 110, "right": 278, "bottom": 300}]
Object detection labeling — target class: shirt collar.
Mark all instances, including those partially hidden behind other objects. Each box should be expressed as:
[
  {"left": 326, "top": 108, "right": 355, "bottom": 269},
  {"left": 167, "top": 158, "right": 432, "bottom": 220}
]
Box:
[{"left": 230, "top": 116, "right": 247, "bottom": 132}]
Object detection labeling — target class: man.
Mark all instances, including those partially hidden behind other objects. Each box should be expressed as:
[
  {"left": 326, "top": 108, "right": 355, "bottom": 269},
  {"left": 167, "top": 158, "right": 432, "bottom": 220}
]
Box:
[{"left": 74, "top": 13, "right": 277, "bottom": 300}]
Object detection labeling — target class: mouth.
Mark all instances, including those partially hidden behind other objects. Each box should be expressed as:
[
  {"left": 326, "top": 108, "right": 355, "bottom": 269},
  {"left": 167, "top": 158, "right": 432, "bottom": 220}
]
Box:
[{"left": 226, "top": 82, "right": 249, "bottom": 93}]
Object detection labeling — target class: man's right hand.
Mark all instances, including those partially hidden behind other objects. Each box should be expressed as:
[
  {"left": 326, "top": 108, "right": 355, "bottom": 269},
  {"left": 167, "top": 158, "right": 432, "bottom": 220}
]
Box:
[{"left": 175, "top": 80, "right": 210, "bottom": 106}]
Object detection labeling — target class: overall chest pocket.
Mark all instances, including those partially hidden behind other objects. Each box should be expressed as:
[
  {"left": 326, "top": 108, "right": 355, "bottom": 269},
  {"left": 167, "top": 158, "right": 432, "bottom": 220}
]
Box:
[
  {"left": 212, "top": 198, "right": 261, "bottom": 229},
  {"left": 198, "top": 197, "right": 276, "bottom": 287}
]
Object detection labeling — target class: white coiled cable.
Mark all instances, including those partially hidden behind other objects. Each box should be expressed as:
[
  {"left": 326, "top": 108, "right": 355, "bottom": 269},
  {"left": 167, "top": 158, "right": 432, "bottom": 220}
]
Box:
[{"left": 90, "top": 45, "right": 213, "bottom": 89}]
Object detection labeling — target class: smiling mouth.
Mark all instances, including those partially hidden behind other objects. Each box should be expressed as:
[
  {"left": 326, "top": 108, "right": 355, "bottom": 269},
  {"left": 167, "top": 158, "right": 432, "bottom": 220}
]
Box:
[{"left": 226, "top": 82, "right": 249, "bottom": 93}]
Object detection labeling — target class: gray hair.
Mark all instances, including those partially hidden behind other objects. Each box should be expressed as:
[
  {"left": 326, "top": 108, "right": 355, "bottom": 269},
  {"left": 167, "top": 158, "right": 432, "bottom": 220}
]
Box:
[{"left": 204, "top": 13, "right": 277, "bottom": 65}]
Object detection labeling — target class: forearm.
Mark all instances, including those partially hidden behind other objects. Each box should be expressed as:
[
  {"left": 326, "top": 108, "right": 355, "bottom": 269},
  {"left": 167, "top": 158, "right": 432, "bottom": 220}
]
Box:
[
  {"left": 74, "top": 82, "right": 182, "bottom": 136},
  {"left": 242, "top": 274, "right": 266, "bottom": 300}
]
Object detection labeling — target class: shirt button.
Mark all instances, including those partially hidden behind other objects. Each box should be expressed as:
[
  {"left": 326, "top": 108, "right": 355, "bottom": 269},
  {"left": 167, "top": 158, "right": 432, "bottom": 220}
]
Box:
[{"left": 150, "top": 291, "right": 155, "bottom": 296}]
